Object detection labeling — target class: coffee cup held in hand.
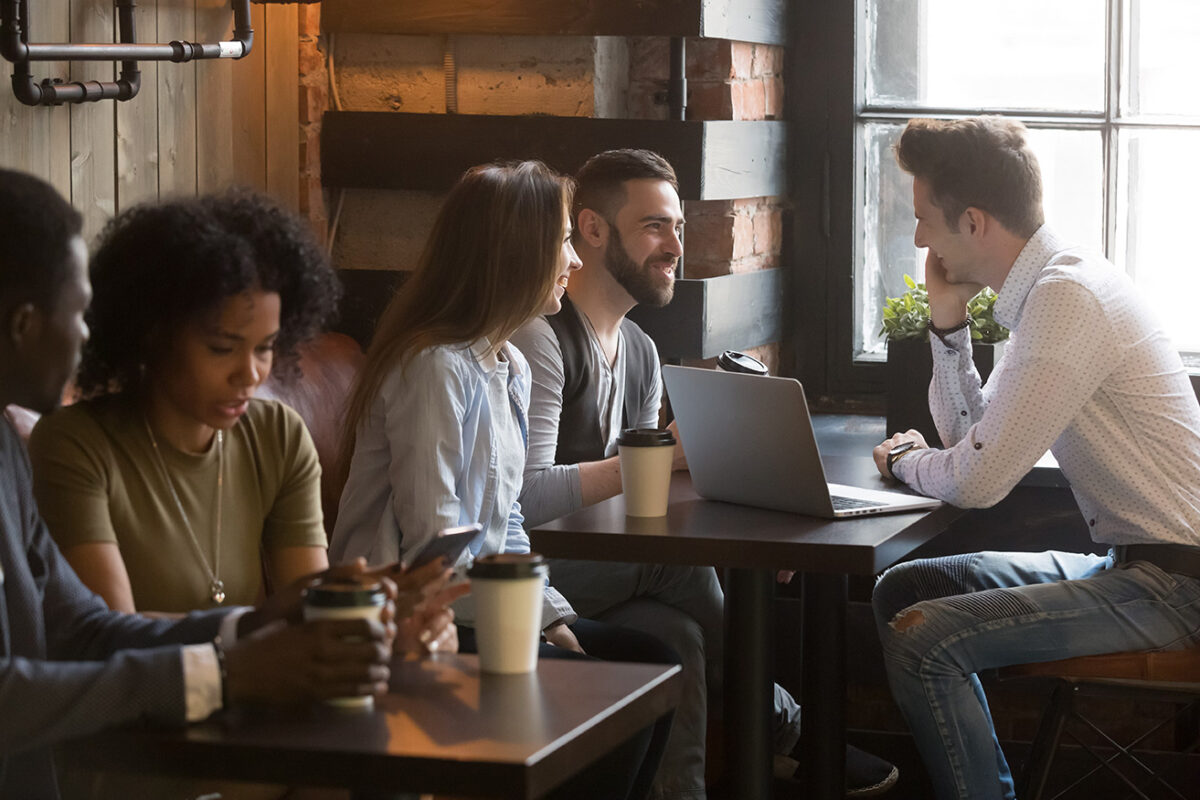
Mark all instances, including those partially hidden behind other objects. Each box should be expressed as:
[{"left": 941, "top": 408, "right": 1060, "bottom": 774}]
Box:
[
  {"left": 467, "top": 553, "right": 548, "bottom": 674},
  {"left": 617, "top": 428, "right": 676, "bottom": 517},
  {"left": 303, "top": 576, "right": 386, "bottom": 709}
]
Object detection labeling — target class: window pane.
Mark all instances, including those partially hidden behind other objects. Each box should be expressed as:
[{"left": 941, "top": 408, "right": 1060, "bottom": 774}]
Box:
[
  {"left": 855, "top": 124, "right": 1103, "bottom": 359},
  {"left": 865, "top": 0, "right": 1106, "bottom": 111},
  {"left": 1115, "top": 128, "right": 1200, "bottom": 353},
  {"left": 1122, "top": 0, "right": 1200, "bottom": 117}
]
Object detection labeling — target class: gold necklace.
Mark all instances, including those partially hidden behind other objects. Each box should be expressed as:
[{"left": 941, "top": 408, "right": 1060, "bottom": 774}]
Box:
[{"left": 144, "top": 418, "right": 226, "bottom": 604}]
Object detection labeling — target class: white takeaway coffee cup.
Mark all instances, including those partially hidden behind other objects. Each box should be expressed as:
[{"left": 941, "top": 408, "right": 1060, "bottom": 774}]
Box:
[
  {"left": 716, "top": 350, "right": 769, "bottom": 376},
  {"left": 303, "top": 577, "right": 387, "bottom": 709},
  {"left": 618, "top": 428, "right": 677, "bottom": 517},
  {"left": 467, "top": 553, "right": 548, "bottom": 674}
]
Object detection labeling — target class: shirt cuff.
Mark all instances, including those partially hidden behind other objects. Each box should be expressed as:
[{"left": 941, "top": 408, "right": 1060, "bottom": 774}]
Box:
[
  {"left": 541, "top": 586, "right": 578, "bottom": 629},
  {"left": 218, "top": 606, "right": 252, "bottom": 644},
  {"left": 181, "top": 643, "right": 223, "bottom": 722}
]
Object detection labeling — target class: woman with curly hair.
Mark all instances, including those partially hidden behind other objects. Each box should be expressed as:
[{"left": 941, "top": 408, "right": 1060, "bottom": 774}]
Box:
[{"left": 28, "top": 190, "right": 341, "bottom": 614}]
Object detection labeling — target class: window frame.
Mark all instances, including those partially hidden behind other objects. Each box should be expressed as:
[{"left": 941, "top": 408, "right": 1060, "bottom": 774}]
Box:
[{"left": 787, "top": 0, "right": 1200, "bottom": 402}]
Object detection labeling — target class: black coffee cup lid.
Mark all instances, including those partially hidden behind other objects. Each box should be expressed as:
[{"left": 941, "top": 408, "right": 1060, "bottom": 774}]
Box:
[
  {"left": 717, "top": 350, "right": 768, "bottom": 375},
  {"left": 304, "top": 576, "right": 386, "bottom": 607},
  {"left": 468, "top": 553, "right": 548, "bottom": 579},
  {"left": 617, "top": 428, "right": 676, "bottom": 447}
]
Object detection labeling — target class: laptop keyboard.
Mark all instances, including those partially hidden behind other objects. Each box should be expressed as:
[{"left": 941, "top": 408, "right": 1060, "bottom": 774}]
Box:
[{"left": 831, "top": 495, "right": 886, "bottom": 511}]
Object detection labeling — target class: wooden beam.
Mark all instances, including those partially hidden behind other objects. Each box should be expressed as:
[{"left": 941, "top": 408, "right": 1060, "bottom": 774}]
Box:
[
  {"left": 322, "top": 0, "right": 785, "bottom": 45},
  {"left": 321, "top": 113, "right": 786, "bottom": 201},
  {"left": 332, "top": 268, "right": 783, "bottom": 359},
  {"left": 627, "top": 269, "right": 784, "bottom": 359}
]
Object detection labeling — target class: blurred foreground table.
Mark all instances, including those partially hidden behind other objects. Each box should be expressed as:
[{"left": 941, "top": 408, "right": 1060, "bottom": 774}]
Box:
[{"left": 73, "top": 653, "right": 681, "bottom": 799}]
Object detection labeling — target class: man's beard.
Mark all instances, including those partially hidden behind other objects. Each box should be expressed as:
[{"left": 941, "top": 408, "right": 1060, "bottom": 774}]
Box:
[{"left": 605, "top": 227, "right": 675, "bottom": 307}]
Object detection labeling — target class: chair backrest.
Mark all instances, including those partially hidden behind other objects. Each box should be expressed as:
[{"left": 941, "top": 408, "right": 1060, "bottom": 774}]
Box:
[{"left": 259, "top": 332, "right": 364, "bottom": 535}]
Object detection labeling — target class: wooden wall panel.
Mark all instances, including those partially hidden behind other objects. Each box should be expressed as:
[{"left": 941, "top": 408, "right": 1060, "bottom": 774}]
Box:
[
  {"left": 115, "top": 0, "right": 159, "bottom": 212},
  {"left": 158, "top": 0, "right": 199, "bottom": 198},
  {"left": 0, "top": 0, "right": 303, "bottom": 233},
  {"left": 265, "top": 4, "right": 300, "bottom": 210},
  {"left": 0, "top": 3, "right": 71, "bottom": 199},
  {"left": 69, "top": 0, "right": 118, "bottom": 240}
]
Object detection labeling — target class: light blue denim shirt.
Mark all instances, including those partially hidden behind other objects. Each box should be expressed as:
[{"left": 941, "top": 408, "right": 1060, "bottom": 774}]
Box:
[{"left": 330, "top": 339, "right": 577, "bottom": 628}]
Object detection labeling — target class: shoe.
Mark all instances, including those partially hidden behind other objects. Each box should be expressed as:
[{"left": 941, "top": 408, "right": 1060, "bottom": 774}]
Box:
[
  {"left": 772, "top": 745, "right": 899, "bottom": 798},
  {"left": 845, "top": 744, "right": 899, "bottom": 797}
]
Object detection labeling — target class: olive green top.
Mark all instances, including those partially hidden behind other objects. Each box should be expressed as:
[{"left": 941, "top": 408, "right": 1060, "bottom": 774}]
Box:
[{"left": 29, "top": 396, "right": 326, "bottom": 612}]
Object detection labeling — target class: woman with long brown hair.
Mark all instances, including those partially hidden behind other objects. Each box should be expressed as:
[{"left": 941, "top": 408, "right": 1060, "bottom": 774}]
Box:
[{"left": 331, "top": 160, "right": 675, "bottom": 799}]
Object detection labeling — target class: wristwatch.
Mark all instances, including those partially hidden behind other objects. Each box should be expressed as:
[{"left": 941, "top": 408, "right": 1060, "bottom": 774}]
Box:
[{"left": 886, "top": 441, "right": 918, "bottom": 480}]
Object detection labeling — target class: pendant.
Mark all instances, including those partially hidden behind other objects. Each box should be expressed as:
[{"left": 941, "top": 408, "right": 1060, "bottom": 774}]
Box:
[{"left": 210, "top": 579, "right": 226, "bottom": 605}]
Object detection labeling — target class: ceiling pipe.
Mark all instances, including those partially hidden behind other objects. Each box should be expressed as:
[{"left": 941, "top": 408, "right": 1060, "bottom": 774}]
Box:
[{"left": 1, "top": 0, "right": 254, "bottom": 106}]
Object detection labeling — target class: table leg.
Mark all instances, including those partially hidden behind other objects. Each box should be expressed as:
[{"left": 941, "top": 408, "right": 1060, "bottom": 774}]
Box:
[
  {"left": 799, "top": 572, "right": 848, "bottom": 799},
  {"left": 724, "top": 567, "right": 774, "bottom": 800}
]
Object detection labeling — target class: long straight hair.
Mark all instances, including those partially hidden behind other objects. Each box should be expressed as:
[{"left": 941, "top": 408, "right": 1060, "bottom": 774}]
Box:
[{"left": 339, "top": 160, "right": 572, "bottom": 476}]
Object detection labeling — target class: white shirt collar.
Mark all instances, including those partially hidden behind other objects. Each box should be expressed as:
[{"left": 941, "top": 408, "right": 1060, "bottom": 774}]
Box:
[{"left": 994, "top": 225, "right": 1072, "bottom": 330}]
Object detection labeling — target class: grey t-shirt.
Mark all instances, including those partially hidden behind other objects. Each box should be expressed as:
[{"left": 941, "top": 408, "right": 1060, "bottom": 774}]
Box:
[{"left": 511, "top": 315, "right": 661, "bottom": 528}]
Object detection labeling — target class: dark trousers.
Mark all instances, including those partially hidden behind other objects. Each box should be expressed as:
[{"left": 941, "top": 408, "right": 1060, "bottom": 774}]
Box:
[{"left": 458, "top": 617, "right": 680, "bottom": 800}]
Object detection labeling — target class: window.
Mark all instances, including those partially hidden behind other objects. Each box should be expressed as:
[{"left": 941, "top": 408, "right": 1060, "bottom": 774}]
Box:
[{"left": 851, "top": 0, "right": 1200, "bottom": 366}]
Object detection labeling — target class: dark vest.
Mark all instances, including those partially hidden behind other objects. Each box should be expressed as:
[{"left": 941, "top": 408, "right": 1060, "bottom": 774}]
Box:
[{"left": 545, "top": 294, "right": 658, "bottom": 466}]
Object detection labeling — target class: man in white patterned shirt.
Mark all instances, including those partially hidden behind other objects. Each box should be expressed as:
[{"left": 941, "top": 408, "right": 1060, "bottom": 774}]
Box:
[{"left": 869, "top": 117, "right": 1200, "bottom": 800}]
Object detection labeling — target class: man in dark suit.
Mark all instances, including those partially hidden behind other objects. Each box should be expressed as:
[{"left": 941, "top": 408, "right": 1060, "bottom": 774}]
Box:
[{"left": 0, "top": 169, "right": 450, "bottom": 798}]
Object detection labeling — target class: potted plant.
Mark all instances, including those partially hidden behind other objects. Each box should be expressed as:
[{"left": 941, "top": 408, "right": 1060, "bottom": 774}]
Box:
[{"left": 881, "top": 275, "right": 1009, "bottom": 447}]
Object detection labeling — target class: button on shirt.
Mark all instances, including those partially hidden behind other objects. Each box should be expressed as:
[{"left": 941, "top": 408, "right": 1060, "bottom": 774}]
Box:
[{"left": 893, "top": 226, "right": 1200, "bottom": 546}]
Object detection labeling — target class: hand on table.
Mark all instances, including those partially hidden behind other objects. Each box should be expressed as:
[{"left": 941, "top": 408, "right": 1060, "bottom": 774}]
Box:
[
  {"left": 223, "top": 615, "right": 392, "bottom": 706},
  {"left": 543, "top": 621, "right": 585, "bottom": 654},
  {"left": 872, "top": 429, "right": 929, "bottom": 479}
]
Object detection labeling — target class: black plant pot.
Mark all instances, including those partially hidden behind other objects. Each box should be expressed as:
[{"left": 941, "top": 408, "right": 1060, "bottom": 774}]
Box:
[{"left": 885, "top": 337, "right": 1005, "bottom": 448}]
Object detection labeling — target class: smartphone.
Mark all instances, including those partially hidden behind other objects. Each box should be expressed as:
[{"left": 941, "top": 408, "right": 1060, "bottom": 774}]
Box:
[{"left": 403, "top": 523, "right": 484, "bottom": 571}]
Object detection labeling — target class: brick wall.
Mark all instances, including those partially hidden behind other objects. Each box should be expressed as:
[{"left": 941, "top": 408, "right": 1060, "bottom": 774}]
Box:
[
  {"left": 626, "top": 37, "right": 786, "bottom": 372},
  {"left": 296, "top": 19, "right": 785, "bottom": 368}
]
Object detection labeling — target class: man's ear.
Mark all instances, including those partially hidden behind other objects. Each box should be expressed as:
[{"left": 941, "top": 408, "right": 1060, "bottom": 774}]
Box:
[
  {"left": 6, "top": 302, "right": 39, "bottom": 350},
  {"left": 962, "top": 207, "right": 989, "bottom": 238},
  {"left": 576, "top": 208, "right": 609, "bottom": 249}
]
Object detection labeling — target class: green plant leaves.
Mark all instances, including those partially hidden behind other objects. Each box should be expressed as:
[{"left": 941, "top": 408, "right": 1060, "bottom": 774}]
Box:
[{"left": 879, "top": 276, "right": 1011, "bottom": 343}]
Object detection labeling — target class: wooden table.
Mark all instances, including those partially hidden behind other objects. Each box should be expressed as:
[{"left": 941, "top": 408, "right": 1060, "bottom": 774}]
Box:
[
  {"left": 72, "top": 653, "right": 681, "bottom": 799},
  {"left": 531, "top": 458, "right": 967, "bottom": 800}
]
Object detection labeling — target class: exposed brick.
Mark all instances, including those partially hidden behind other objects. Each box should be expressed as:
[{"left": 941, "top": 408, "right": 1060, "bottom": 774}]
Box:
[
  {"left": 629, "top": 37, "right": 669, "bottom": 82},
  {"left": 299, "top": 82, "right": 328, "bottom": 125},
  {"left": 764, "top": 76, "right": 784, "bottom": 120},
  {"left": 299, "top": 5, "right": 321, "bottom": 37},
  {"left": 298, "top": 39, "right": 325, "bottom": 78},
  {"left": 732, "top": 79, "right": 766, "bottom": 121},
  {"left": 753, "top": 206, "right": 782, "bottom": 255},
  {"left": 732, "top": 211, "right": 755, "bottom": 259},
  {"left": 627, "top": 83, "right": 667, "bottom": 120},
  {"left": 687, "top": 38, "right": 732, "bottom": 80},
  {"left": 683, "top": 208, "right": 735, "bottom": 263},
  {"left": 752, "top": 44, "right": 784, "bottom": 78},
  {"left": 687, "top": 81, "right": 732, "bottom": 120},
  {"left": 731, "top": 42, "right": 754, "bottom": 80}
]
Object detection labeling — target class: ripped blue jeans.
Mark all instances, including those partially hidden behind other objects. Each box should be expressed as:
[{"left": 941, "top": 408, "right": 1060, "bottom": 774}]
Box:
[{"left": 872, "top": 550, "right": 1200, "bottom": 800}]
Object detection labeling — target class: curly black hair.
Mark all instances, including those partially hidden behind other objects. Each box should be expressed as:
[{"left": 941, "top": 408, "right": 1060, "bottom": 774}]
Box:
[
  {"left": 0, "top": 169, "right": 83, "bottom": 312},
  {"left": 77, "top": 189, "right": 341, "bottom": 397}
]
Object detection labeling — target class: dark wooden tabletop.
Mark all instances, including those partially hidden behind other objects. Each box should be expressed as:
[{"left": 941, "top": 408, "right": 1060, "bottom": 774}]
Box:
[
  {"left": 72, "top": 653, "right": 682, "bottom": 799},
  {"left": 532, "top": 457, "right": 967, "bottom": 575}
]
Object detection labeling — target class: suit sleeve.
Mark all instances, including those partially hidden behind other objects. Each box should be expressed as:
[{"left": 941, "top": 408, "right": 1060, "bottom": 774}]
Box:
[{"left": 0, "top": 434, "right": 228, "bottom": 755}]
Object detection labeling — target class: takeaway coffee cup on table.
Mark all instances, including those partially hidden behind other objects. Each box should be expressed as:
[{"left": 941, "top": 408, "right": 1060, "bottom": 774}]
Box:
[
  {"left": 618, "top": 427, "right": 676, "bottom": 517},
  {"left": 716, "top": 350, "right": 769, "bottom": 376},
  {"left": 303, "top": 576, "right": 387, "bottom": 710},
  {"left": 467, "top": 553, "right": 548, "bottom": 674}
]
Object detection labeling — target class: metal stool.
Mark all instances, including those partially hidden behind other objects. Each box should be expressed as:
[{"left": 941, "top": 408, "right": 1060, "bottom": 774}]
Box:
[{"left": 1001, "top": 648, "right": 1200, "bottom": 800}]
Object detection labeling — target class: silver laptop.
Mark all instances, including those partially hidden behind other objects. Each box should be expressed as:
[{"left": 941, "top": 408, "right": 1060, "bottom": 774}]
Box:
[{"left": 662, "top": 366, "right": 942, "bottom": 518}]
